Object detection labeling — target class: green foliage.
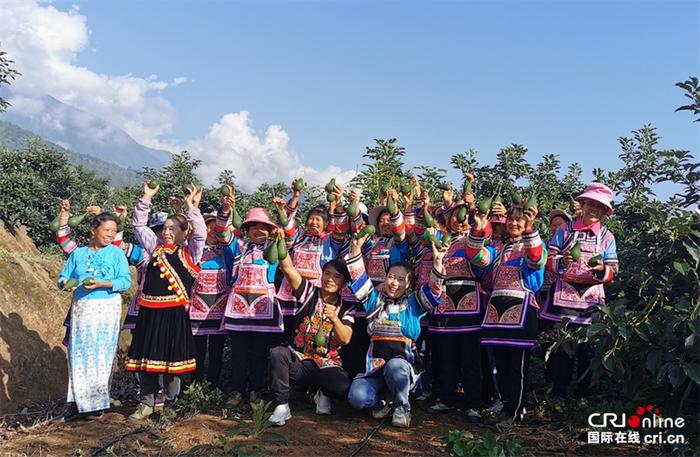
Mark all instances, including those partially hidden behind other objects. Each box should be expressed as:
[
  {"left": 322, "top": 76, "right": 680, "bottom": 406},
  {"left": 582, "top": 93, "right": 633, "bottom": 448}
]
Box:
[
  {"left": 0, "top": 121, "right": 141, "bottom": 187},
  {"left": 188, "top": 400, "right": 288, "bottom": 457},
  {"left": 177, "top": 381, "right": 225, "bottom": 416},
  {"left": 349, "top": 138, "right": 410, "bottom": 208},
  {"left": 675, "top": 76, "right": 700, "bottom": 122},
  {"left": 0, "top": 140, "right": 111, "bottom": 247},
  {"left": 549, "top": 123, "right": 700, "bottom": 414},
  {"left": 412, "top": 165, "right": 448, "bottom": 205},
  {"left": 444, "top": 430, "right": 522, "bottom": 457},
  {"left": 0, "top": 43, "right": 20, "bottom": 112}
]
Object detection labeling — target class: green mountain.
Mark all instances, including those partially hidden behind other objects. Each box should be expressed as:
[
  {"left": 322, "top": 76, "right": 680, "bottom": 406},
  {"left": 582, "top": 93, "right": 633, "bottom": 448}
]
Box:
[{"left": 0, "top": 120, "right": 141, "bottom": 187}]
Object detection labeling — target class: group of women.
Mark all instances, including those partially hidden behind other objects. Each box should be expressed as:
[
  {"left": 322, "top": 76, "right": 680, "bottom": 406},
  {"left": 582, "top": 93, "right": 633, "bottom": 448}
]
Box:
[{"left": 54, "top": 174, "right": 617, "bottom": 429}]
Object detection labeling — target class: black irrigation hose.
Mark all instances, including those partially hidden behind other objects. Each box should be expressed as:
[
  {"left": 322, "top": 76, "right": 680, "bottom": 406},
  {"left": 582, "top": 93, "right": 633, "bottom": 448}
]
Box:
[
  {"left": 348, "top": 416, "right": 388, "bottom": 457},
  {"left": 89, "top": 426, "right": 151, "bottom": 457}
]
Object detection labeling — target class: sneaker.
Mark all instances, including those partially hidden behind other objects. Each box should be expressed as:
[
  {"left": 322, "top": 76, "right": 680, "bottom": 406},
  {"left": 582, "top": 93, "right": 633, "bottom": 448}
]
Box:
[
  {"left": 249, "top": 391, "right": 261, "bottom": 404},
  {"left": 313, "top": 389, "right": 332, "bottom": 415},
  {"left": 416, "top": 389, "right": 432, "bottom": 401},
  {"left": 371, "top": 400, "right": 392, "bottom": 420},
  {"left": 226, "top": 391, "right": 243, "bottom": 408},
  {"left": 466, "top": 408, "right": 482, "bottom": 422},
  {"left": 154, "top": 392, "right": 165, "bottom": 410},
  {"left": 128, "top": 403, "right": 154, "bottom": 422},
  {"left": 160, "top": 407, "right": 177, "bottom": 423},
  {"left": 483, "top": 399, "right": 504, "bottom": 414},
  {"left": 269, "top": 403, "right": 292, "bottom": 426},
  {"left": 392, "top": 407, "right": 411, "bottom": 428},
  {"left": 54, "top": 402, "right": 79, "bottom": 423},
  {"left": 429, "top": 400, "right": 455, "bottom": 412}
]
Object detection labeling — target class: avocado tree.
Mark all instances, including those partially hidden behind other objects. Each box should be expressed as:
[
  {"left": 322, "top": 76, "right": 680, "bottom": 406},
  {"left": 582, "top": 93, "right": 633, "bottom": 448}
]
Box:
[
  {"left": 349, "top": 138, "right": 410, "bottom": 208},
  {"left": 0, "top": 43, "right": 20, "bottom": 112}
]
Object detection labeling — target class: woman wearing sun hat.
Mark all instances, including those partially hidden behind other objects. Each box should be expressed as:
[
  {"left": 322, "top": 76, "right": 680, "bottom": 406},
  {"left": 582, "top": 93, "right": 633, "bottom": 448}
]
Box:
[
  {"left": 540, "top": 182, "right": 618, "bottom": 398},
  {"left": 220, "top": 206, "right": 283, "bottom": 407}
]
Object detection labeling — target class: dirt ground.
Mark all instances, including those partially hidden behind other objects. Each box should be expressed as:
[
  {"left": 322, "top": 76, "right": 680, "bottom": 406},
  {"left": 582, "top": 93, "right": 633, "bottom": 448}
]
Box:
[{"left": 0, "top": 395, "right": 668, "bottom": 457}]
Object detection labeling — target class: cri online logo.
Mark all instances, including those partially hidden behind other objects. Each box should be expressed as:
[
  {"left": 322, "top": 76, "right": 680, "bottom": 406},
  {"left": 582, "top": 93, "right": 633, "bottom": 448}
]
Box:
[{"left": 588, "top": 405, "right": 685, "bottom": 429}]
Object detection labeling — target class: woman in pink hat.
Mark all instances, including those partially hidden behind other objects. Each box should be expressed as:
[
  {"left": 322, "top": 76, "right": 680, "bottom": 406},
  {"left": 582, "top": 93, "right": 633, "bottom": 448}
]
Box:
[
  {"left": 540, "top": 182, "right": 618, "bottom": 399},
  {"left": 220, "top": 204, "right": 283, "bottom": 407}
]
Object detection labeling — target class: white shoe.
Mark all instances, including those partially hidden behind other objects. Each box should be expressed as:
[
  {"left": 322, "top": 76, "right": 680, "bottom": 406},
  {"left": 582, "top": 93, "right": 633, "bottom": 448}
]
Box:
[
  {"left": 392, "top": 407, "right": 411, "bottom": 428},
  {"left": 269, "top": 403, "right": 292, "bottom": 426},
  {"left": 429, "top": 400, "right": 455, "bottom": 412},
  {"left": 466, "top": 408, "right": 482, "bottom": 422},
  {"left": 313, "top": 390, "right": 331, "bottom": 415}
]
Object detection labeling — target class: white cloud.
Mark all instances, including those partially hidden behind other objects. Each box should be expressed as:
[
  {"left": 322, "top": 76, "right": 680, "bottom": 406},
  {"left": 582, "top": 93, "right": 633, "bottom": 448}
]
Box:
[
  {"left": 0, "top": 0, "right": 355, "bottom": 191},
  {"left": 187, "top": 111, "right": 355, "bottom": 193},
  {"left": 0, "top": 0, "right": 175, "bottom": 150}
]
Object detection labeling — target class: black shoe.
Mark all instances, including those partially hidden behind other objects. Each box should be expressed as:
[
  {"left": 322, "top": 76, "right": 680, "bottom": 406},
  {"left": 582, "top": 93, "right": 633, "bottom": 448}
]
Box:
[
  {"left": 54, "top": 403, "right": 79, "bottom": 423},
  {"left": 79, "top": 410, "right": 104, "bottom": 421}
]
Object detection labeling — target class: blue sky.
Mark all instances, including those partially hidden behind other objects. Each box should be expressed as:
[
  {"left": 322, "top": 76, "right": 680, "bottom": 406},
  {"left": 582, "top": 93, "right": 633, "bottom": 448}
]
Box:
[{"left": 11, "top": 1, "right": 700, "bottom": 190}]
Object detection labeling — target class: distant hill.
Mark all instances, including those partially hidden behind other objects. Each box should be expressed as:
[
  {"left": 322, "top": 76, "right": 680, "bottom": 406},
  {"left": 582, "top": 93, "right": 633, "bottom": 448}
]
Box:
[
  {"left": 0, "top": 94, "right": 171, "bottom": 170},
  {"left": 0, "top": 120, "right": 141, "bottom": 187}
]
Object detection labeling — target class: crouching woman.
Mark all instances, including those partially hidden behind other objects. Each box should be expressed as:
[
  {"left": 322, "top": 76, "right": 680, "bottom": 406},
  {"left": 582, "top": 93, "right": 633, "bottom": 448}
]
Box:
[
  {"left": 57, "top": 213, "right": 132, "bottom": 421},
  {"left": 269, "top": 232, "right": 355, "bottom": 425},
  {"left": 346, "top": 231, "right": 446, "bottom": 428}
]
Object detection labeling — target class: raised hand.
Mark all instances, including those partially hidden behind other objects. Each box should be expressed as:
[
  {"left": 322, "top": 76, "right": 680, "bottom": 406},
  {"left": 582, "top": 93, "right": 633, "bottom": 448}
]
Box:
[
  {"left": 350, "top": 232, "right": 369, "bottom": 256},
  {"left": 113, "top": 204, "right": 128, "bottom": 218},
  {"left": 273, "top": 196, "right": 286, "bottom": 210},
  {"left": 169, "top": 196, "right": 183, "bottom": 215},
  {"left": 184, "top": 183, "right": 202, "bottom": 209},
  {"left": 143, "top": 181, "right": 159, "bottom": 199},
  {"left": 523, "top": 206, "right": 538, "bottom": 230},
  {"left": 86, "top": 205, "right": 102, "bottom": 216},
  {"left": 472, "top": 210, "right": 489, "bottom": 232}
]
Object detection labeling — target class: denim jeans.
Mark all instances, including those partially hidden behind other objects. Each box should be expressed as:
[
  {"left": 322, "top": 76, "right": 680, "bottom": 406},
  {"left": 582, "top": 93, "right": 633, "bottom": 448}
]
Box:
[{"left": 348, "top": 357, "right": 414, "bottom": 411}]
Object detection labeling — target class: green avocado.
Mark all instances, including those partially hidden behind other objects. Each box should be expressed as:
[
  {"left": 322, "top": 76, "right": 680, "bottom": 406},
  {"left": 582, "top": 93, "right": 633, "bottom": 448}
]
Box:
[
  {"left": 264, "top": 240, "right": 279, "bottom": 264},
  {"left": 355, "top": 225, "right": 376, "bottom": 239},
  {"left": 325, "top": 178, "right": 336, "bottom": 194},
  {"left": 49, "top": 211, "right": 61, "bottom": 233},
  {"left": 277, "top": 206, "right": 289, "bottom": 227},
  {"left": 441, "top": 233, "right": 453, "bottom": 246},
  {"left": 67, "top": 212, "right": 88, "bottom": 229},
  {"left": 292, "top": 178, "right": 306, "bottom": 192},
  {"left": 387, "top": 195, "right": 397, "bottom": 215},
  {"left": 347, "top": 200, "right": 358, "bottom": 217},
  {"left": 463, "top": 180, "right": 473, "bottom": 194},
  {"left": 277, "top": 238, "right": 288, "bottom": 261},
  {"left": 61, "top": 278, "right": 79, "bottom": 291},
  {"left": 570, "top": 241, "right": 581, "bottom": 262},
  {"left": 456, "top": 206, "right": 468, "bottom": 223},
  {"left": 423, "top": 208, "right": 435, "bottom": 228},
  {"left": 525, "top": 194, "right": 538, "bottom": 210},
  {"left": 232, "top": 208, "right": 243, "bottom": 229},
  {"left": 588, "top": 254, "right": 602, "bottom": 268},
  {"left": 478, "top": 197, "right": 493, "bottom": 215}
]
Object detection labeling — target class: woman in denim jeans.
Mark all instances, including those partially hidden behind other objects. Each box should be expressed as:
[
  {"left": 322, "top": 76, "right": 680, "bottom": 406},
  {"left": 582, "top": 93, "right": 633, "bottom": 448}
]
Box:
[{"left": 345, "top": 230, "right": 446, "bottom": 428}]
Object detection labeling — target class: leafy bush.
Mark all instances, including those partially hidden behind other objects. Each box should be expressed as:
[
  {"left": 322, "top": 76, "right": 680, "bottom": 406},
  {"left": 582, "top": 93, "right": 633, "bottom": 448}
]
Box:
[
  {"left": 188, "top": 400, "right": 288, "bottom": 457},
  {"left": 177, "top": 381, "right": 225, "bottom": 416},
  {"left": 445, "top": 430, "right": 522, "bottom": 457}
]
